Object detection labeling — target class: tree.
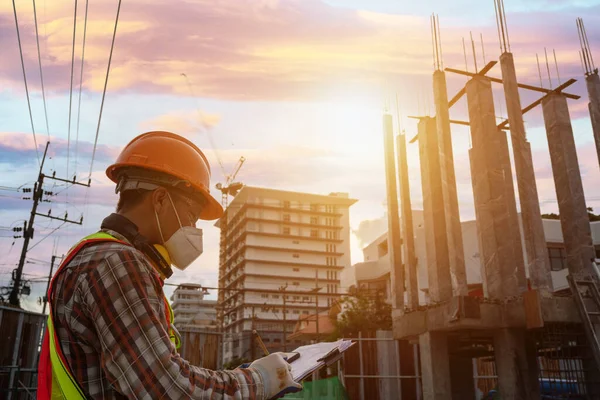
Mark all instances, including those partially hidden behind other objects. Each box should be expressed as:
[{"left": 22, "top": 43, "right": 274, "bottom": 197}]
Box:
[
  {"left": 331, "top": 287, "right": 392, "bottom": 338},
  {"left": 541, "top": 208, "right": 600, "bottom": 222}
]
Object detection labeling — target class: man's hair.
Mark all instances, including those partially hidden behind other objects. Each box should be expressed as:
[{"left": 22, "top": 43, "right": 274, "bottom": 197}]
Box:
[{"left": 116, "top": 189, "right": 152, "bottom": 213}]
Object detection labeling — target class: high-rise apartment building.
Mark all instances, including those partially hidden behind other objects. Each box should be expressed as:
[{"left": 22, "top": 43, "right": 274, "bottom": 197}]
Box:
[
  {"left": 170, "top": 283, "right": 218, "bottom": 330},
  {"left": 217, "top": 186, "right": 356, "bottom": 363}
]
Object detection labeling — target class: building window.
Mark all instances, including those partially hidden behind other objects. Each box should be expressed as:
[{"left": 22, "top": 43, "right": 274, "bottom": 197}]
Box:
[
  {"left": 261, "top": 294, "right": 269, "bottom": 299},
  {"left": 283, "top": 214, "right": 291, "bottom": 222},
  {"left": 311, "top": 229, "right": 319, "bottom": 238},
  {"left": 293, "top": 268, "right": 300, "bottom": 272},
  {"left": 283, "top": 201, "right": 290, "bottom": 209},
  {"left": 273, "top": 295, "right": 280, "bottom": 299},
  {"left": 310, "top": 203, "right": 320, "bottom": 212},
  {"left": 310, "top": 216, "right": 318, "bottom": 225},
  {"left": 548, "top": 247, "right": 567, "bottom": 271},
  {"left": 303, "top": 296, "right": 310, "bottom": 301},
  {"left": 283, "top": 227, "right": 290, "bottom": 235},
  {"left": 292, "top": 282, "right": 300, "bottom": 286},
  {"left": 302, "top": 310, "right": 309, "bottom": 315},
  {"left": 293, "top": 296, "right": 300, "bottom": 300},
  {"left": 292, "top": 240, "right": 300, "bottom": 244},
  {"left": 293, "top": 310, "right": 300, "bottom": 314},
  {"left": 293, "top": 254, "right": 300, "bottom": 258}
]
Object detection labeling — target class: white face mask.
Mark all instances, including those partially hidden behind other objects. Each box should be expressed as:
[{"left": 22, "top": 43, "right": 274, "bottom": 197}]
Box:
[{"left": 155, "top": 192, "right": 203, "bottom": 271}]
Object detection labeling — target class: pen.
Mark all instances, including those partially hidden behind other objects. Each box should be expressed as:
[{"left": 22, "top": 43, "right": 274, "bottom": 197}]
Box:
[{"left": 253, "top": 330, "right": 270, "bottom": 356}]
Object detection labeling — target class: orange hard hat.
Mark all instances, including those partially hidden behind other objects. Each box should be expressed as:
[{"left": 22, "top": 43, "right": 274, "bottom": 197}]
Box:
[{"left": 106, "top": 131, "right": 224, "bottom": 220}]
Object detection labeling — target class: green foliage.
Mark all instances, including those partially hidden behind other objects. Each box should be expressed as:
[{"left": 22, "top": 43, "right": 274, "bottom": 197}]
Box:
[
  {"left": 331, "top": 288, "right": 392, "bottom": 338},
  {"left": 542, "top": 208, "right": 600, "bottom": 222}
]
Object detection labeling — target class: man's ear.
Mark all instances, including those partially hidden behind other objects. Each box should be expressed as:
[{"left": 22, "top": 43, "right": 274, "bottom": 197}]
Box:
[{"left": 151, "top": 188, "right": 168, "bottom": 213}]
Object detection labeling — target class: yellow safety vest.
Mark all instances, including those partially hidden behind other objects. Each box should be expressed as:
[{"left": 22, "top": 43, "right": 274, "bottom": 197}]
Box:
[{"left": 38, "top": 231, "right": 180, "bottom": 399}]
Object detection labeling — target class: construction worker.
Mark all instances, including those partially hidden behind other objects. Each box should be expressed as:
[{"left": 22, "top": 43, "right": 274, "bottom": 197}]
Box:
[{"left": 37, "top": 131, "right": 302, "bottom": 399}]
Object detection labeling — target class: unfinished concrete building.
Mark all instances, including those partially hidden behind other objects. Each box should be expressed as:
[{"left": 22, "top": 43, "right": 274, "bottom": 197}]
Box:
[
  {"left": 388, "top": 6, "right": 600, "bottom": 399},
  {"left": 578, "top": 18, "right": 600, "bottom": 171}
]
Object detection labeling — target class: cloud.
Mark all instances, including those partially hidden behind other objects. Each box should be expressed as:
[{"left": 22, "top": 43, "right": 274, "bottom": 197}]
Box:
[
  {"left": 2, "top": 0, "right": 597, "bottom": 102},
  {"left": 352, "top": 214, "right": 387, "bottom": 249},
  {"left": 0, "top": 131, "right": 120, "bottom": 168},
  {"left": 139, "top": 109, "right": 221, "bottom": 137}
]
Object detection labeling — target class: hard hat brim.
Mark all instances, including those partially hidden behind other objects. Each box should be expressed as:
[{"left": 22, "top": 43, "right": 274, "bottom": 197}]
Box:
[{"left": 106, "top": 162, "right": 224, "bottom": 221}]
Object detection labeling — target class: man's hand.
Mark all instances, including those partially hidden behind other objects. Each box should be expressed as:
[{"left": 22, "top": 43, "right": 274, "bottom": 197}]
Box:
[{"left": 248, "top": 353, "right": 302, "bottom": 399}]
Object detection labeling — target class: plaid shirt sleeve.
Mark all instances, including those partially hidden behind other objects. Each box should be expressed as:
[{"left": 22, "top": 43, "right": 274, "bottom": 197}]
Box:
[{"left": 80, "top": 244, "right": 265, "bottom": 399}]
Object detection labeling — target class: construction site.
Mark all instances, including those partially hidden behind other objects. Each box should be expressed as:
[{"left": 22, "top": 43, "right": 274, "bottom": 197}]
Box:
[
  {"left": 380, "top": 1, "right": 600, "bottom": 399},
  {"left": 2, "top": 0, "right": 600, "bottom": 399}
]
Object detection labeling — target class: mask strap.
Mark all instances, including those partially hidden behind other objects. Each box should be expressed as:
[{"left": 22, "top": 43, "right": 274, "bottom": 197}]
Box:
[
  {"left": 166, "top": 192, "right": 184, "bottom": 228},
  {"left": 154, "top": 209, "right": 166, "bottom": 244}
]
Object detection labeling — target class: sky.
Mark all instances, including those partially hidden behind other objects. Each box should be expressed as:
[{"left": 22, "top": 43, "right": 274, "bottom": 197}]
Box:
[{"left": 1, "top": 0, "right": 599, "bottom": 312}]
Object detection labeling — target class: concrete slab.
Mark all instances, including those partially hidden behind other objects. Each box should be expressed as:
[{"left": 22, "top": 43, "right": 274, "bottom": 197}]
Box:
[{"left": 393, "top": 295, "right": 579, "bottom": 339}]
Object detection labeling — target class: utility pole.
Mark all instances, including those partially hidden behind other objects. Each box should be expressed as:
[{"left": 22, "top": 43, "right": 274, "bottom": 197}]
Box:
[
  {"left": 313, "top": 269, "right": 321, "bottom": 343},
  {"left": 42, "top": 255, "right": 60, "bottom": 315},
  {"left": 279, "top": 283, "right": 288, "bottom": 352},
  {"left": 8, "top": 142, "right": 89, "bottom": 308},
  {"left": 250, "top": 306, "right": 256, "bottom": 360}
]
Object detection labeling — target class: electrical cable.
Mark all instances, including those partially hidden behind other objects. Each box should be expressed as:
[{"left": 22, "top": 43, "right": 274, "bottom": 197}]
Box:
[
  {"left": 28, "top": 222, "right": 67, "bottom": 252},
  {"left": 32, "top": 0, "right": 50, "bottom": 139},
  {"left": 74, "top": 0, "right": 90, "bottom": 177},
  {"left": 67, "top": 0, "right": 79, "bottom": 181},
  {"left": 11, "top": 0, "right": 41, "bottom": 167},
  {"left": 88, "top": 0, "right": 122, "bottom": 180}
]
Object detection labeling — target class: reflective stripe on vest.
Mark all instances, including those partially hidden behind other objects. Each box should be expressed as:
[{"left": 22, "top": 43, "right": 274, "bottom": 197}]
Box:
[{"left": 37, "top": 232, "right": 179, "bottom": 400}]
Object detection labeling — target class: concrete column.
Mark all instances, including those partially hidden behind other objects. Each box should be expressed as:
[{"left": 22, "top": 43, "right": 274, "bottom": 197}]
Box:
[
  {"left": 466, "top": 76, "right": 527, "bottom": 299},
  {"left": 433, "top": 70, "right": 468, "bottom": 297},
  {"left": 542, "top": 93, "right": 596, "bottom": 277},
  {"left": 397, "top": 133, "right": 419, "bottom": 309},
  {"left": 419, "top": 332, "right": 451, "bottom": 400},
  {"left": 500, "top": 52, "right": 553, "bottom": 293},
  {"left": 383, "top": 113, "right": 405, "bottom": 309},
  {"left": 418, "top": 117, "right": 452, "bottom": 302},
  {"left": 586, "top": 73, "right": 600, "bottom": 171},
  {"left": 493, "top": 328, "right": 540, "bottom": 400},
  {"left": 449, "top": 354, "right": 476, "bottom": 400}
]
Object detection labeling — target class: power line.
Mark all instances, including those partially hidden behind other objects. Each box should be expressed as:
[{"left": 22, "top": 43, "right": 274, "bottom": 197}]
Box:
[
  {"left": 32, "top": 0, "right": 50, "bottom": 139},
  {"left": 88, "top": 0, "right": 122, "bottom": 180},
  {"left": 67, "top": 0, "right": 79, "bottom": 181},
  {"left": 11, "top": 0, "right": 41, "bottom": 167},
  {"left": 75, "top": 0, "right": 90, "bottom": 176},
  {"left": 27, "top": 221, "right": 66, "bottom": 253}
]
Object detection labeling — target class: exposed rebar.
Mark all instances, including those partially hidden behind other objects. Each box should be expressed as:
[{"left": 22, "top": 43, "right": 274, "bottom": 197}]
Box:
[
  {"left": 553, "top": 48, "right": 561, "bottom": 85},
  {"left": 536, "top": 53, "right": 544, "bottom": 88},
  {"left": 470, "top": 31, "right": 478, "bottom": 72},
  {"left": 544, "top": 47, "right": 553, "bottom": 88}
]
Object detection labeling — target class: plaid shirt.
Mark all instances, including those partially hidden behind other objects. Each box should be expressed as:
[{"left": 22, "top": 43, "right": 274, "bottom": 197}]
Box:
[{"left": 51, "top": 228, "right": 265, "bottom": 399}]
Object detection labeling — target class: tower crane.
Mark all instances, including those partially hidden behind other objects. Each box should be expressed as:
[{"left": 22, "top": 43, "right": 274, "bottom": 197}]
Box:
[{"left": 215, "top": 156, "right": 245, "bottom": 209}]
